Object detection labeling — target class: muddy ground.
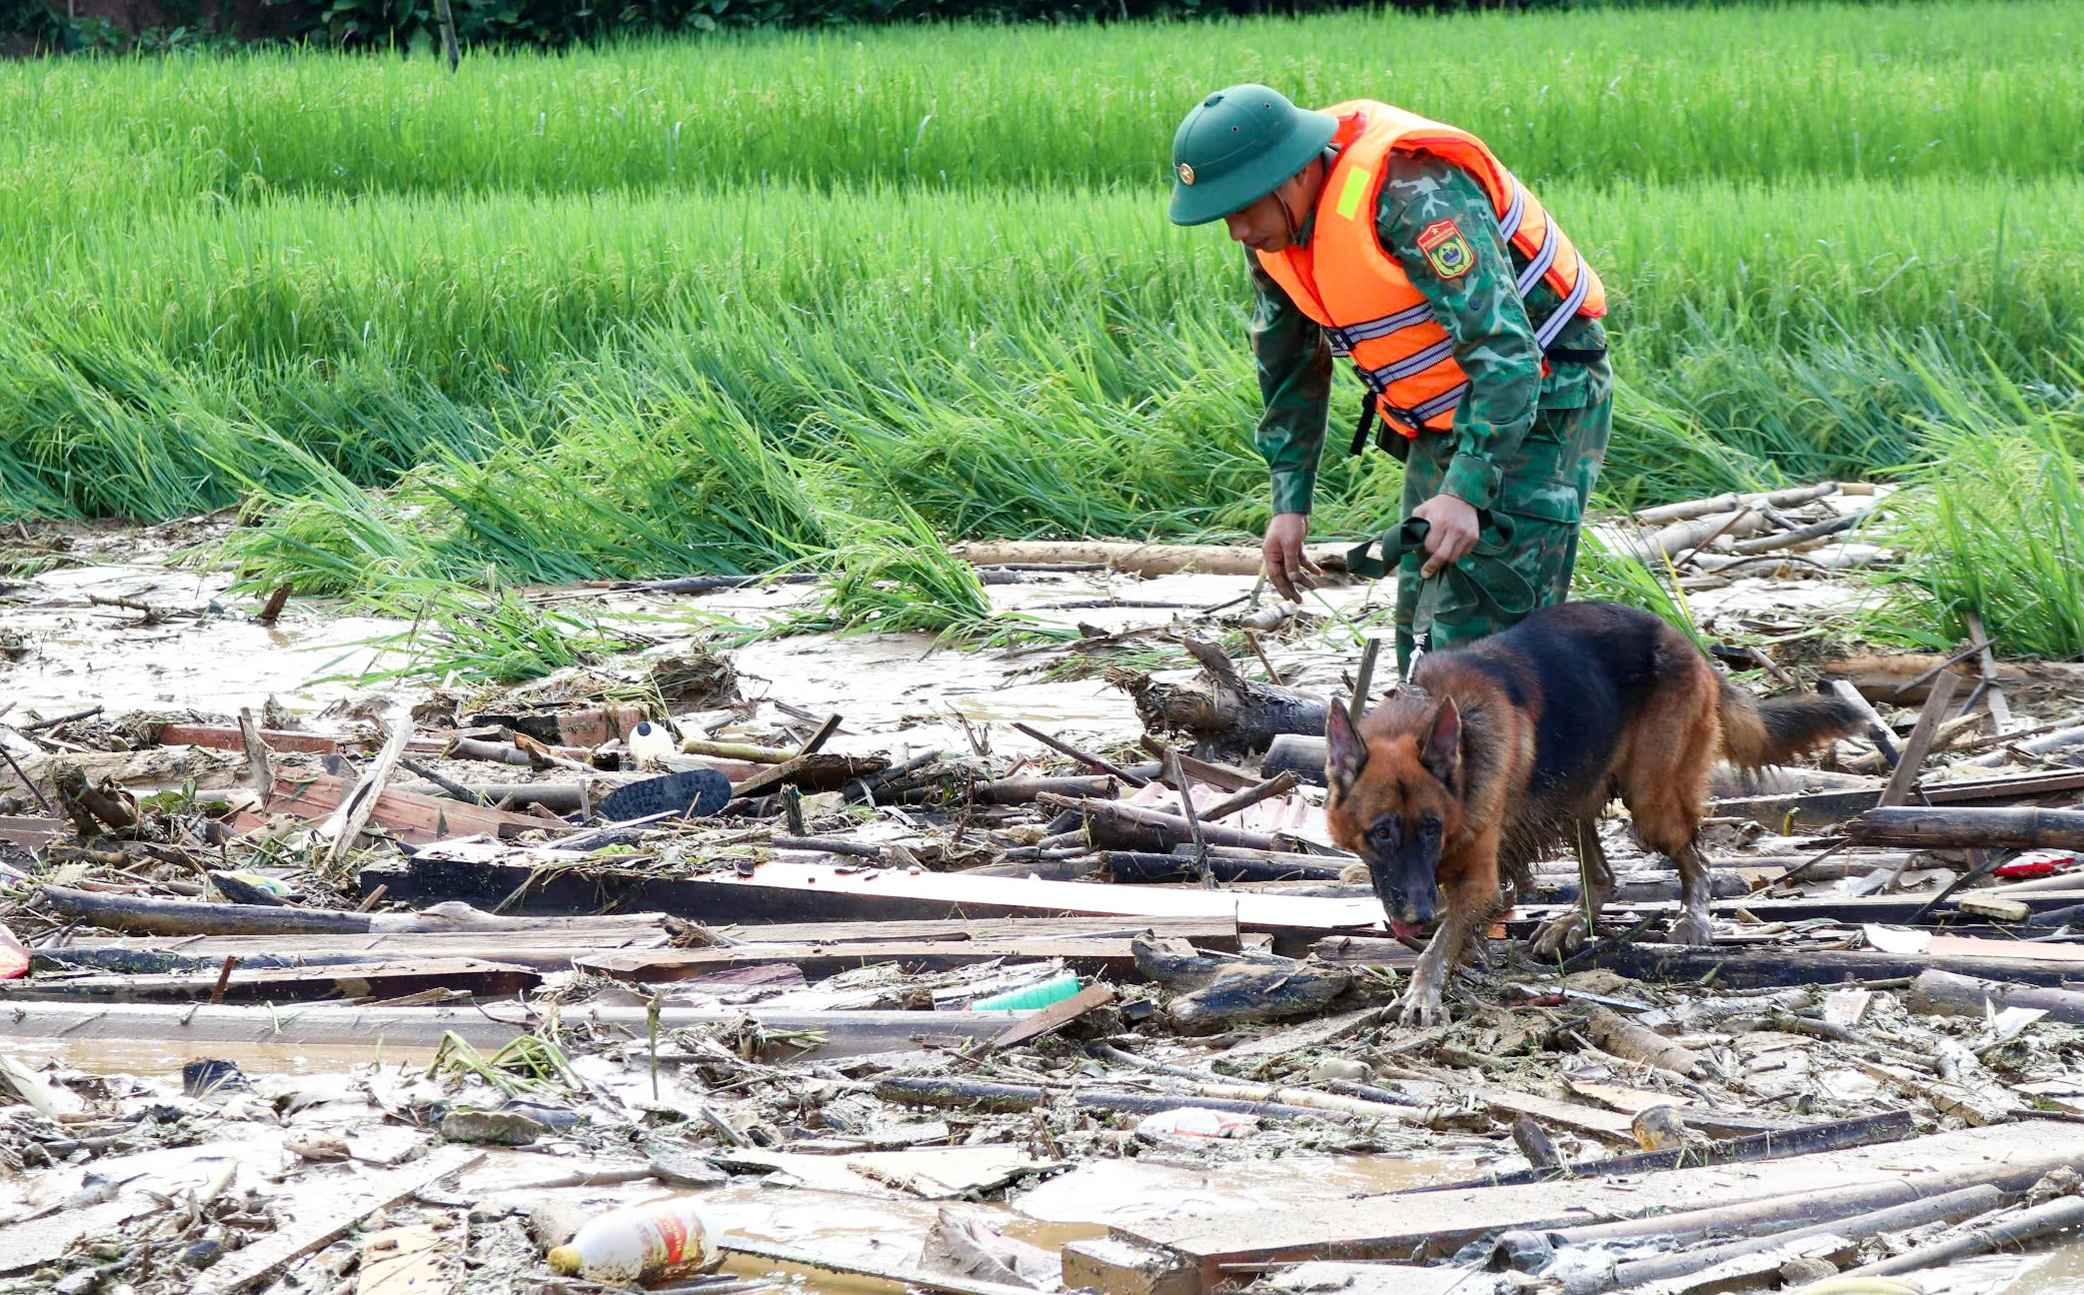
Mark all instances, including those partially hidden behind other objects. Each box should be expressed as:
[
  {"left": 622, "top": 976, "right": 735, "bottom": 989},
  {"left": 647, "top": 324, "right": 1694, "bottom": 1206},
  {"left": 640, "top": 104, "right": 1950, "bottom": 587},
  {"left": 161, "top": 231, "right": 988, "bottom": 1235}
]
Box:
[{"left": 7, "top": 496, "right": 2084, "bottom": 1295}]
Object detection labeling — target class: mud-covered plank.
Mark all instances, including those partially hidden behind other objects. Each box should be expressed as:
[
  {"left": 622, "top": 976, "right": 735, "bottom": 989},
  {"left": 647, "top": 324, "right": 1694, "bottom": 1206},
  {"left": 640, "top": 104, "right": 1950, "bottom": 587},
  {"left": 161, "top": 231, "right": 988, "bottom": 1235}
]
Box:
[
  {"left": 363, "top": 858, "right": 1383, "bottom": 936},
  {"left": 0, "top": 957, "right": 539, "bottom": 1004},
  {"left": 580, "top": 940, "right": 1145, "bottom": 981},
  {"left": 1101, "top": 1121, "right": 2084, "bottom": 1292}
]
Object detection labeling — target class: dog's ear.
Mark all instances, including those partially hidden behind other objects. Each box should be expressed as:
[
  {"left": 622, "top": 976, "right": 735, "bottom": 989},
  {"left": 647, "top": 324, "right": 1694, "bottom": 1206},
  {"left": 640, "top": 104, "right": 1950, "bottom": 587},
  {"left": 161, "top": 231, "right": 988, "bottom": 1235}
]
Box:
[
  {"left": 1420, "top": 696, "right": 1461, "bottom": 788},
  {"left": 1326, "top": 697, "right": 1367, "bottom": 792}
]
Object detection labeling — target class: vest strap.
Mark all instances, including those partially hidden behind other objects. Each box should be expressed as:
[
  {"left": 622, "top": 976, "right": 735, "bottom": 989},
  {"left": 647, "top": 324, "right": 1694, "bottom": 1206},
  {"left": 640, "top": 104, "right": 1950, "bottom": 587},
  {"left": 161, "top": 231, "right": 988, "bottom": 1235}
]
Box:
[{"left": 1533, "top": 258, "right": 1593, "bottom": 351}]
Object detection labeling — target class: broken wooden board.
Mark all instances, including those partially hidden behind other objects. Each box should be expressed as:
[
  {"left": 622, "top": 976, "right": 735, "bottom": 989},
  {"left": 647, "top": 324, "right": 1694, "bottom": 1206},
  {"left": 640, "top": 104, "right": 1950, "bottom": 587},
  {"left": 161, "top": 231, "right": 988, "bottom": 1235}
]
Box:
[
  {"left": 39, "top": 914, "right": 1240, "bottom": 976},
  {"left": 363, "top": 858, "right": 1386, "bottom": 938},
  {"left": 3, "top": 957, "right": 540, "bottom": 1004},
  {"left": 994, "top": 984, "right": 1117, "bottom": 1050},
  {"left": 1553, "top": 1082, "right": 1791, "bottom": 1139},
  {"left": 0, "top": 815, "right": 59, "bottom": 856},
  {"left": 193, "top": 1148, "right": 482, "bottom": 1295},
  {"left": 0, "top": 1198, "right": 151, "bottom": 1276},
  {"left": 0, "top": 1001, "right": 1038, "bottom": 1058},
  {"left": 0, "top": 1048, "right": 90, "bottom": 1121},
  {"left": 723, "top": 1235, "right": 1043, "bottom": 1295},
  {"left": 1467, "top": 941, "right": 2084, "bottom": 989},
  {"left": 1470, "top": 1088, "right": 1638, "bottom": 1147},
  {"left": 1713, "top": 767, "right": 2084, "bottom": 830},
  {"left": 1083, "top": 1120, "right": 2084, "bottom": 1294},
  {"left": 580, "top": 940, "right": 1148, "bottom": 983},
  {"left": 38, "top": 935, "right": 672, "bottom": 976},
  {"left": 156, "top": 723, "right": 359, "bottom": 756},
  {"left": 358, "top": 1217, "right": 463, "bottom": 1295},
  {"left": 270, "top": 772, "right": 546, "bottom": 844},
  {"left": 714, "top": 1145, "right": 1061, "bottom": 1199},
  {"left": 1207, "top": 1008, "right": 1385, "bottom": 1075}
]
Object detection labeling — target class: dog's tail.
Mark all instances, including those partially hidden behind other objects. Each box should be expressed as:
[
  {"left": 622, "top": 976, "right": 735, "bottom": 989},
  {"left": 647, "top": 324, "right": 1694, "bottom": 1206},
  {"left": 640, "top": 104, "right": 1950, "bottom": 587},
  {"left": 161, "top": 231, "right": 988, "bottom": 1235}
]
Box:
[{"left": 1717, "top": 680, "right": 1865, "bottom": 768}]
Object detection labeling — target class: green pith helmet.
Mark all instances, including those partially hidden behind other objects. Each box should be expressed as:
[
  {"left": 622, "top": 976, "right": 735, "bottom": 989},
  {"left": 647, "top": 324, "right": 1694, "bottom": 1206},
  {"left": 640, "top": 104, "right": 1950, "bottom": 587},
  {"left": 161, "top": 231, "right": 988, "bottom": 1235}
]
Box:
[{"left": 1168, "top": 84, "right": 1338, "bottom": 227}]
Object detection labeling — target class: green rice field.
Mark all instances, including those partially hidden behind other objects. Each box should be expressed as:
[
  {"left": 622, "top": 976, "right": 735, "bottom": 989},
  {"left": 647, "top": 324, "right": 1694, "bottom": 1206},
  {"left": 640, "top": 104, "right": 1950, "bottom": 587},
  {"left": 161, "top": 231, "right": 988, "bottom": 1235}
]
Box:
[{"left": 1, "top": 0, "right": 2080, "bottom": 604}]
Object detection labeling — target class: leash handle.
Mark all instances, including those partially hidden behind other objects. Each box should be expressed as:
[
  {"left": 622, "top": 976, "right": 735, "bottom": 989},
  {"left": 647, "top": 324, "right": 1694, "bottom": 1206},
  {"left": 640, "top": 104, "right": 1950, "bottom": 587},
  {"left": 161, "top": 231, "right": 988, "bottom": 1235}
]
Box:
[{"left": 1344, "top": 509, "right": 1511, "bottom": 580}]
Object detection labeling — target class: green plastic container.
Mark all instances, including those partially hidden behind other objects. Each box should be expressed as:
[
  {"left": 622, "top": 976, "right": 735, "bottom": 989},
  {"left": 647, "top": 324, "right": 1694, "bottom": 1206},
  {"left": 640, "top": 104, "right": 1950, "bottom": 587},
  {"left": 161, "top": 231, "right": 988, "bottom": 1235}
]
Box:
[{"left": 968, "top": 972, "right": 1084, "bottom": 1012}]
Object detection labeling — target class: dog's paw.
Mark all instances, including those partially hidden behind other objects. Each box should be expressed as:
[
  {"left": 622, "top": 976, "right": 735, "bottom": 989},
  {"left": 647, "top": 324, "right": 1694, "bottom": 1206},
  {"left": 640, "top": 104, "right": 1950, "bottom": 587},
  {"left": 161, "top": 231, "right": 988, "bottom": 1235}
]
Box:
[
  {"left": 1395, "top": 986, "right": 1451, "bottom": 1028},
  {"left": 1670, "top": 912, "right": 1716, "bottom": 946},
  {"left": 1528, "top": 913, "right": 1589, "bottom": 960},
  {"left": 1338, "top": 861, "right": 1371, "bottom": 885}
]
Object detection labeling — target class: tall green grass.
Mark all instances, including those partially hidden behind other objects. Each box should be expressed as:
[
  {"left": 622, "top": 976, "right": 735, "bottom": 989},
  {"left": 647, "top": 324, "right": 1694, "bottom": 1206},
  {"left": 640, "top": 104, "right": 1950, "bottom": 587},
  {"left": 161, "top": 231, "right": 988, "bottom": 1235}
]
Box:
[
  {"left": 6, "top": 176, "right": 2080, "bottom": 536},
  {"left": 2, "top": 0, "right": 2080, "bottom": 608},
  {"left": 1874, "top": 368, "right": 2084, "bottom": 661},
  {"left": 6, "top": 2, "right": 2078, "bottom": 198}
]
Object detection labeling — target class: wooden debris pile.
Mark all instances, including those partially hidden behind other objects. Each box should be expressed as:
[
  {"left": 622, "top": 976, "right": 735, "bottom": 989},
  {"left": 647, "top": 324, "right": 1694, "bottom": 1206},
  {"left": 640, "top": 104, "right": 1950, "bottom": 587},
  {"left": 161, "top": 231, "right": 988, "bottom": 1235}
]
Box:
[{"left": 7, "top": 481, "right": 2084, "bottom": 1292}]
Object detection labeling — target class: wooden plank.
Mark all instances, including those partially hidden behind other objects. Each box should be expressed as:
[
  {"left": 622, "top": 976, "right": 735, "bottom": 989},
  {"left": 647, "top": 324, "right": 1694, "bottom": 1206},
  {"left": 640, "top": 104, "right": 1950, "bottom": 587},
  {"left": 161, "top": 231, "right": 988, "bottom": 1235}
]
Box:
[
  {"left": 1558, "top": 942, "right": 2084, "bottom": 989},
  {"left": 197, "top": 1149, "right": 482, "bottom": 1294},
  {"left": 1880, "top": 671, "right": 1962, "bottom": 808},
  {"left": 723, "top": 1236, "right": 1041, "bottom": 1295},
  {"left": 38, "top": 915, "right": 1243, "bottom": 977},
  {"left": 1927, "top": 932, "right": 2084, "bottom": 964},
  {"left": 0, "top": 815, "right": 60, "bottom": 854},
  {"left": 716, "top": 1145, "right": 1061, "bottom": 1199},
  {"left": 364, "top": 858, "right": 1386, "bottom": 937},
  {"left": 0, "top": 1048, "right": 89, "bottom": 1121},
  {"left": 1714, "top": 767, "right": 2084, "bottom": 830},
  {"left": 1104, "top": 1121, "right": 2084, "bottom": 1292},
  {"left": 0, "top": 1199, "right": 148, "bottom": 1276},
  {"left": 159, "top": 723, "right": 349, "bottom": 755},
  {"left": 710, "top": 914, "right": 1239, "bottom": 947},
  {"left": 994, "top": 984, "right": 1117, "bottom": 1050},
  {"left": 270, "top": 772, "right": 546, "bottom": 844},
  {"left": 1471, "top": 1089, "right": 1637, "bottom": 1146},
  {"left": 0, "top": 1001, "right": 1035, "bottom": 1059},
  {"left": 1, "top": 958, "right": 539, "bottom": 1004},
  {"left": 358, "top": 1220, "right": 460, "bottom": 1295},
  {"left": 581, "top": 941, "right": 1145, "bottom": 982},
  {"left": 38, "top": 939, "right": 665, "bottom": 976}
]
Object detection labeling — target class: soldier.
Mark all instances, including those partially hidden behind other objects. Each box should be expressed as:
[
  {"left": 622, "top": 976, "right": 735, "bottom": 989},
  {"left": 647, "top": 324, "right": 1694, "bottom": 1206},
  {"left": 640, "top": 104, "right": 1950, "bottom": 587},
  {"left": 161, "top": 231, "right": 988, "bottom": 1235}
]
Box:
[{"left": 1168, "top": 85, "right": 1613, "bottom": 673}]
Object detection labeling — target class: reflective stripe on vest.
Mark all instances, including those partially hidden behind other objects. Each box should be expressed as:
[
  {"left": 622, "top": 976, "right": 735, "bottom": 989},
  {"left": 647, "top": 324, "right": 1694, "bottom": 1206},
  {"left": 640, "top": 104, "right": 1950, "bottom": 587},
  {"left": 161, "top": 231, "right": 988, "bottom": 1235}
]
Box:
[{"left": 1253, "top": 100, "right": 1607, "bottom": 439}]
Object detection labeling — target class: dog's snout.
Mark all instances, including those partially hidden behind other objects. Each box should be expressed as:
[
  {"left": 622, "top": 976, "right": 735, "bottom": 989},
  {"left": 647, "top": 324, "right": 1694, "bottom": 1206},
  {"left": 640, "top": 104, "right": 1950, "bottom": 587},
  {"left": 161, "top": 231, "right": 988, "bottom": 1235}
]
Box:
[{"left": 1402, "top": 888, "right": 1436, "bottom": 925}]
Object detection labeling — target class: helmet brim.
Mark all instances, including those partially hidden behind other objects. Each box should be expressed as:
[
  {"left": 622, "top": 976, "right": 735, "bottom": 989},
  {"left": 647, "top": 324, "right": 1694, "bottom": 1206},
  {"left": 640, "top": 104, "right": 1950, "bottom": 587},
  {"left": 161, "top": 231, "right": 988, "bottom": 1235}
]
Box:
[{"left": 1168, "top": 107, "right": 1338, "bottom": 226}]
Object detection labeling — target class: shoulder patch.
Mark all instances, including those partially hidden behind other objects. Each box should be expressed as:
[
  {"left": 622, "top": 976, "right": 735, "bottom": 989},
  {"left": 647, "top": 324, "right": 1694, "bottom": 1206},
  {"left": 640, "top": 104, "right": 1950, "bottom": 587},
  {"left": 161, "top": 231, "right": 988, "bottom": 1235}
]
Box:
[{"left": 1416, "top": 218, "right": 1475, "bottom": 280}]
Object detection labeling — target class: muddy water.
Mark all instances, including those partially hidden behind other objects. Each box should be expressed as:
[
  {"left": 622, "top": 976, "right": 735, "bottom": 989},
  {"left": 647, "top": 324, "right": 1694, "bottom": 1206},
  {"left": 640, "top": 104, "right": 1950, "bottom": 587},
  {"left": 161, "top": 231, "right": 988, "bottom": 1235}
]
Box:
[
  {"left": 1882, "top": 1237, "right": 2084, "bottom": 1293},
  {"left": 3, "top": 559, "right": 413, "bottom": 717}
]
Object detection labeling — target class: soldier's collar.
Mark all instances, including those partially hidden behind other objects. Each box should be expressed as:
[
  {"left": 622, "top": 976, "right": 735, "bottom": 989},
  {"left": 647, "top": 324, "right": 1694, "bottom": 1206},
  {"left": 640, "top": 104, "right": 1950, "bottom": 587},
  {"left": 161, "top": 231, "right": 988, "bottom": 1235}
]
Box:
[{"left": 1299, "top": 147, "right": 1341, "bottom": 247}]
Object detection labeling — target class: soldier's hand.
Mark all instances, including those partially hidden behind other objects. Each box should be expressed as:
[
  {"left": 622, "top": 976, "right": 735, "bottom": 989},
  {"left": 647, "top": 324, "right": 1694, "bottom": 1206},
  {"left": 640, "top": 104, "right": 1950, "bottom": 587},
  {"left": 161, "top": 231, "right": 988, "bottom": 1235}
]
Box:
[
  {"left": 1412, "top": 495, "right": 1480, "bottom": 578},
  {"left": 1262, "top": 511, "right": 1322, "bottom": 604}
]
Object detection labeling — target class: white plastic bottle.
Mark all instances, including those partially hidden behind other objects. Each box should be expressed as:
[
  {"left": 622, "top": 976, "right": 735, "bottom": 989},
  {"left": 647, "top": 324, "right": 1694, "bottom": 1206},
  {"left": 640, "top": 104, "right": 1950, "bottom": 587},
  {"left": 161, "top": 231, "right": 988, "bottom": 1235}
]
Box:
[{"left": 545, "top": 1197, "right": 720, "bottom": 1286}]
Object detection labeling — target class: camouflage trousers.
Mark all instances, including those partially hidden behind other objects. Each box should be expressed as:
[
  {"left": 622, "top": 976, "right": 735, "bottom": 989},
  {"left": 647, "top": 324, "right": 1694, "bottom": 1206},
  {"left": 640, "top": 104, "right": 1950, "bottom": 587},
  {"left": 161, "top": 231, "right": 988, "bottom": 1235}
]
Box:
[{"left": 1394, "top": 391, "right": 1615, "bottom": 674}]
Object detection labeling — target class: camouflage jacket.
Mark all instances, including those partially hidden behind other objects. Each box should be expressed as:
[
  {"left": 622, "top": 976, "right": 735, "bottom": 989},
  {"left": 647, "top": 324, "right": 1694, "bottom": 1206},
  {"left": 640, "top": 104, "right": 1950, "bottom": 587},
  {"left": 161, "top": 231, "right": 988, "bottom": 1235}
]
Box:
[{"left": 1250, "top": 152, "right": 1611, "bottom": 517}]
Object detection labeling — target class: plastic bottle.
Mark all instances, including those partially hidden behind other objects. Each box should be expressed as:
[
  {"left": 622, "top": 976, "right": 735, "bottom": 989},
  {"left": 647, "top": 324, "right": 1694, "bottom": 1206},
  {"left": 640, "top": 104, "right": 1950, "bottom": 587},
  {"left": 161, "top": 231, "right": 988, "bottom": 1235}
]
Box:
[
  {"left": 627, "top": 720, "right": 677, "bottom": 762},
  {"left": 967, "top": 972, "right": 1084, "bottom": 1012},
  {"left": 544, "top": 1197, "right": 720, "bottom": 1286}
]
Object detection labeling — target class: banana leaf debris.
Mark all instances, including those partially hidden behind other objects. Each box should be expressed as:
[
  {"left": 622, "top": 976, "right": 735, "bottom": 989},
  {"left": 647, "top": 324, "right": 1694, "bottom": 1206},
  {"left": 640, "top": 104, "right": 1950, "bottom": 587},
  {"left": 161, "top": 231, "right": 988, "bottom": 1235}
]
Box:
[{"left": 7, "top": 488, "right": 2084, "bottom": 1293}]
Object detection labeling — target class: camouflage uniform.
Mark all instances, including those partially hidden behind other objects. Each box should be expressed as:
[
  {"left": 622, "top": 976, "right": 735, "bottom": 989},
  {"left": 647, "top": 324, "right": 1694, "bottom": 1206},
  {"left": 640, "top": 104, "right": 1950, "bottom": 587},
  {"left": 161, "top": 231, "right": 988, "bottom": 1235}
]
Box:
[{"left": 1249, "top": 153, "right": 1613, "bottom": 672}]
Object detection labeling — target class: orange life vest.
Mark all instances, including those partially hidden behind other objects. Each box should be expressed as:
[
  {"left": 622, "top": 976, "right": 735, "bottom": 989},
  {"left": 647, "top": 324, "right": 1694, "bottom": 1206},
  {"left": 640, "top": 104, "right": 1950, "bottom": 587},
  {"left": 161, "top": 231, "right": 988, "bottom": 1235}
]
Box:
[{"left": 1255, "top": 100, "right": 1607, "bottom": 440}]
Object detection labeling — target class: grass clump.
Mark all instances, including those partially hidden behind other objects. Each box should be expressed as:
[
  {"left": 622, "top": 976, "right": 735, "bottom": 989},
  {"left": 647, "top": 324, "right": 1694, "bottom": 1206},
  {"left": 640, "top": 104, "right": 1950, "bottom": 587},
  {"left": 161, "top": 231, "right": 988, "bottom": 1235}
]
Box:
[
  {"left": 780, "top": 509, "right": 1072, "bottom": 648},
  {"left": 328, "top": 582, "right": 654, "bottom": 686},
  {"left": 1875, "top": 378, "right": 2084, "bottom": 661},
  {"left": 1571, "top": 519, "right": 1704, "bottom": 647}
]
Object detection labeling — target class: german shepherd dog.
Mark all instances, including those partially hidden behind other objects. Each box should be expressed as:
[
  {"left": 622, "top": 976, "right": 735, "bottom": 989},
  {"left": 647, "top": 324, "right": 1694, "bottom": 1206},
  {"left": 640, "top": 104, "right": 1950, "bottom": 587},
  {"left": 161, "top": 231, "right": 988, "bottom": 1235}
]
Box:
[{"left": 1324, "top": 601, "right": 1863, "bottom": 1025}]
